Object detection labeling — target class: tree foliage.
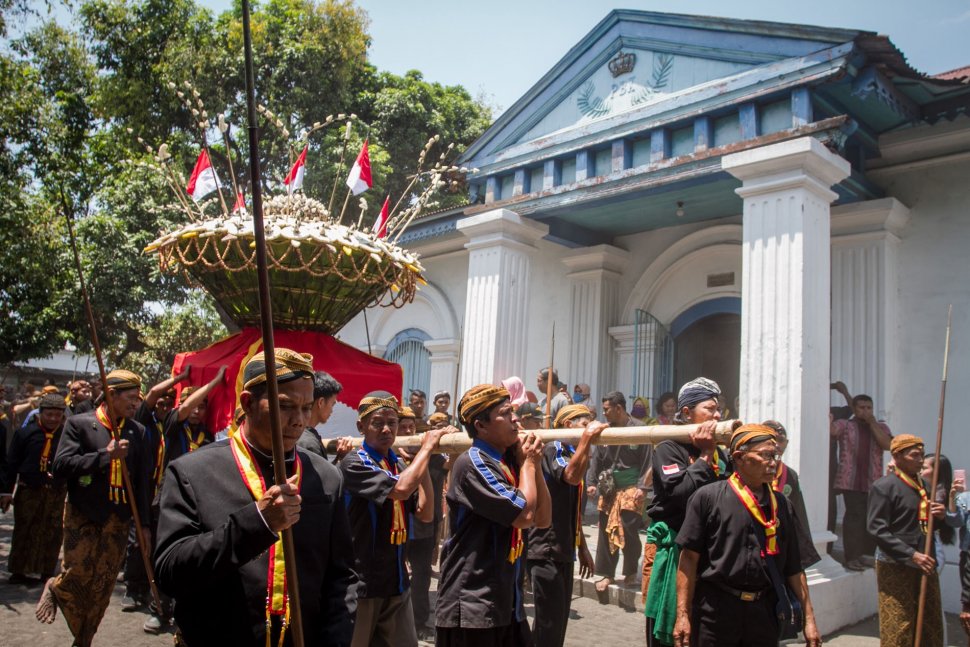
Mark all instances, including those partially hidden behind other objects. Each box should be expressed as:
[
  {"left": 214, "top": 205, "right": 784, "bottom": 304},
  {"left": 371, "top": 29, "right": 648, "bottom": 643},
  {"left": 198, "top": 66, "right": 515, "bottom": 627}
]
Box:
[{"left": 0, "top": 0, "right": 490, "bottom": 370}]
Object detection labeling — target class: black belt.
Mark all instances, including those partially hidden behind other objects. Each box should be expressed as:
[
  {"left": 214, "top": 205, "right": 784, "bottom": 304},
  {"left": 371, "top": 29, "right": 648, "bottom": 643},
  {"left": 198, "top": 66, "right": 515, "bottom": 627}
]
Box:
[{"left": 710, "top": 581, "right": 770, "bottom": 602}]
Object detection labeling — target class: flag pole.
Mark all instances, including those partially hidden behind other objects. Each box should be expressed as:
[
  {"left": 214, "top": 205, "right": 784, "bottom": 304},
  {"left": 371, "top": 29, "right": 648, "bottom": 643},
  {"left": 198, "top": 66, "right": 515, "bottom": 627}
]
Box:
[
  {"left": 914, "top": 304, "right": 953, "bottom": 647},
  {"left": 545, "top": 323, "right": 555, "bottom": 429},
  {"left": 328, "top": 121, "right": 352, "bottom": 217},
  {"left": 240, "top": 3, "right": 304, "bottom": 646},
  {"left": 60, "top": 199, "right": 162, "bottom": 613}
]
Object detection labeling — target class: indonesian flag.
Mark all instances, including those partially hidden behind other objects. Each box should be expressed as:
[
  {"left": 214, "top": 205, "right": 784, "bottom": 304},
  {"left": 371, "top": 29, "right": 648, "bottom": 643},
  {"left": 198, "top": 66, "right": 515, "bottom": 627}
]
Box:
[
  {"left": 232, "top": 191, "right": 246, "bottom": 215},
  {"left": 345, "top": 139, "right": 372, "bottom": 196},
  {"left": 185, "top": 150, "right": 223, "bottom": 202},
  {"left": 284, "top": 146, "right": 307, "bottom": 195},
  {"left": 374, "top": 195, "right": 390, "bottom": 238}
]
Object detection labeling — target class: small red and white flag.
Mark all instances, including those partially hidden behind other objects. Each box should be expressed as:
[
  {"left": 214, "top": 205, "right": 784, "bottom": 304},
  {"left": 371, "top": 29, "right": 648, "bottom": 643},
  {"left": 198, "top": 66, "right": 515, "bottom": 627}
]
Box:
[
  {"left": 374, "top": 195, "right": 390, "bottom": 238},
  {"left": 284, "top": 146, "right": 307, "bottom": 195},
  {"left": 232, "top": 191, "right": 246, "bottom": 215},
  {"left": 345, "top": 139, "right": 372, "bottom": 196},
  {"left": 186, "top": 150, "right": 223, "bottom": 202}
]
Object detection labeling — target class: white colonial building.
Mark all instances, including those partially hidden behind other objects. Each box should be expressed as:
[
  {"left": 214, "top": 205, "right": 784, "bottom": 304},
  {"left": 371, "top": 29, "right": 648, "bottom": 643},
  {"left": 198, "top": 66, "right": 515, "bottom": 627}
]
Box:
[{"left": 339, "top": 10, "right": 970, "bottom": 629}]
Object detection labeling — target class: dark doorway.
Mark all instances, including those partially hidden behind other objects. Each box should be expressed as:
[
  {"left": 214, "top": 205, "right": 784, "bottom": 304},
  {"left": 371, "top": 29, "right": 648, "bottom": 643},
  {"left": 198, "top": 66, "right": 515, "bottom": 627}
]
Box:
[{"left": 673, "top": 313, "right": 741, "bottom": 413}]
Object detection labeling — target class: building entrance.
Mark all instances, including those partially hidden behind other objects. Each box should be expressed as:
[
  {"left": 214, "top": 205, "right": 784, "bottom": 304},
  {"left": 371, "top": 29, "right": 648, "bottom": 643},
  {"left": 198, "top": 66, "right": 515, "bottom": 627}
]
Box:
[{"left": 673, "top": 313, "right": 740, "bottom": 415}]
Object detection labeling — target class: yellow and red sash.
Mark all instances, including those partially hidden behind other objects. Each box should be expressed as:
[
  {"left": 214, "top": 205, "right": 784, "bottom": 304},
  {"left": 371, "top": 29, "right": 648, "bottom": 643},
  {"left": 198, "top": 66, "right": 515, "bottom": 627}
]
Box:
[
  {"left": 376, "top": 454, "right": 408, "bottom": 545},
  {"left": 230, "top": 431, "right": 302, "bottom": 647},
  {"left": 575, "top": 477, "right": 584, "bottom": 548},
  {"left": 727, "top": 472, "right": 779, "bottom": 555},
  {"left": 498, "top": 458, "right": 524, "bottom": 562},
  {"left": 183, "top": 423, "right": 206, "bottom": 454},
  {"left": 895, "top": 470, "right": 930, "bottom": 534},
  {"left": 38, "top": 427, "right": 56, "bottom": 473},
  {"left": 95, "top": 404, "right": 127, "bottom": 504}
]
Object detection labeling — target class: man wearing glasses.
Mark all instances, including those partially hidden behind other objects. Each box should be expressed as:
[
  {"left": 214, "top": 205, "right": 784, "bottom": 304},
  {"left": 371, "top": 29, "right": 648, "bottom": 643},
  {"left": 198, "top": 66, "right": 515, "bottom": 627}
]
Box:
[{"left": 672, "top": 424, "right": 822, "bottom": 647}]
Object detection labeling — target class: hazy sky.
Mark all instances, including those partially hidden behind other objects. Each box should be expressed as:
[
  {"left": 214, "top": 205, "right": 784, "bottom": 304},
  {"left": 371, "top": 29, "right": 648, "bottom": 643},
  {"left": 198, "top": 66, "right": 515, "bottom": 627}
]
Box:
[{"left": 197, "top": 0, "right": 969, "bottom": 116}]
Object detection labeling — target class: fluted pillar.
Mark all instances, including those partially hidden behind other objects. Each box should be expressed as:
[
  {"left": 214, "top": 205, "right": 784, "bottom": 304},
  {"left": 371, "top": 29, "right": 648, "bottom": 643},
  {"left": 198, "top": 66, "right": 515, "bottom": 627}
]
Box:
[
  {"left": 563, "top": 245, "right": 628, "bottom": 404},
  {"left": 724, "top": 137, "right": 871, "bottom": 634},
  {"left": 424, "top": 338, "right": 461, "bottom": 400},
  {"left": 456, "top": 209, "right": 548, "bottom": 393}
]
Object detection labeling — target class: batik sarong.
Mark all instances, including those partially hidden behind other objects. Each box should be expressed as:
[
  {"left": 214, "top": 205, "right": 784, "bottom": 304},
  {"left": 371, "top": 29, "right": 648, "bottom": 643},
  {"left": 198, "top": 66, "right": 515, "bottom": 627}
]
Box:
[
  {"left": 50, "top": 503, "right": 130, "bottom": 647},
  {"left": 9, "top": 484, "right": 66, "bottom": 576},
  {"left": 876, "top": 560, "right": 943, "bottom": 647}
]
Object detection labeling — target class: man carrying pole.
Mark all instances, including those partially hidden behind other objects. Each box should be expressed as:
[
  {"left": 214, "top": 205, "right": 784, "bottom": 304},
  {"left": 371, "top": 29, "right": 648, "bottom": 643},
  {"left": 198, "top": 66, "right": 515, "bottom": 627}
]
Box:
[
  {"left": 154, "top": 350, "right": 359, "bottom": 646},
  {"left": 35, "top": 369, "right": 154, "bottom": 647},
  {"left": 867, "top": 434, "right": 946, "bottom": 647}
]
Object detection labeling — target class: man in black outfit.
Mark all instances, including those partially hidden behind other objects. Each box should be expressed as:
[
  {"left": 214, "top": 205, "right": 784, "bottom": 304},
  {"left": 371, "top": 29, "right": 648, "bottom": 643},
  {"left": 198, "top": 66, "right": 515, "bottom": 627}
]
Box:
[
  {"left": 673, "top": 424, "right": 821, "bottom": 647},
  {"left": 154, "top": 348, "right": 358, "bottom": 647}
]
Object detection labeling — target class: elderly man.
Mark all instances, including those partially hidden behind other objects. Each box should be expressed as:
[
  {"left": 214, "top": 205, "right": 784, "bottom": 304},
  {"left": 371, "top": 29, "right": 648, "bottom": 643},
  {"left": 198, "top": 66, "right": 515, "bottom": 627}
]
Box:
[
  {"left": 673, "top": 424, "right": 820, "bottom": 647},
  {"left": 436, "top": 384, "right": 551, "bottom": 647},
  {"left": 588, "top": 390, "right": 652, "bottom": 595},
  {"left": 341, "top": 391, "right": 448, "bottom": 647},
  {"left": 644, "top": 377, "right": 728, "bottom": 647},
  {"left": 36, "top": 370, "right": 154, "bottom": 647},
  {"left": 867, "top": 434, "right": 946, "bottom": 647},
  {"left": 830, "top": 391, "right": 892, "bottom": 571},
  {"left": 536, "top": 368, "right": 570, "bottom": 424},
  {"left": 0, "top": 393, "right": 68, "bottom": 583},
  {"left": 154, "top": 349, "right": 358, "bottom": 646},
  {"left": 528, "top": 404, "right": 602, "bottom": 647}
]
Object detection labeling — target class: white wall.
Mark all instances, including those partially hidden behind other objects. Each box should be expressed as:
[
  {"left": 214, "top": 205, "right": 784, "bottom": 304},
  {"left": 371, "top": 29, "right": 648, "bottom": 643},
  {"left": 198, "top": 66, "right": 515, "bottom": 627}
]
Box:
[{"left": 874, "top": 152, "right": 970, "bottom": 612}]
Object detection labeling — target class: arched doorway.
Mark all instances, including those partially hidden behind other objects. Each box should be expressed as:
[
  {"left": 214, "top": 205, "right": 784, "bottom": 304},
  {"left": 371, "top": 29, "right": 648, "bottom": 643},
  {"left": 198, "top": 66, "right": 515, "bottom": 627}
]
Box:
[{"left": 671, "top": 299, "right": 741, "bottom": 413}]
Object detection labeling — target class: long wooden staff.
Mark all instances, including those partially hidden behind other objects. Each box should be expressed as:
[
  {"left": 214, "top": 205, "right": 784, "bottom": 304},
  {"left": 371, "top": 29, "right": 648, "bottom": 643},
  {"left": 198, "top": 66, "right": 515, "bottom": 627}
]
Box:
[
  {"left": 914, "top": 304, "right": 953, "bottom": 647},
  {"left": 241, "top": 3, "right": 304, "bottom": 645},
  {"left": 545, "top": 323, "right": 555, "bottom": 428},
  {"left": 61, "top": 205, "right": 162, "bottom": 612},
  {"left": 327, "top": 419, "right": 743, "bottom": 454},
  {"left": 450, "top": 322, "right": 463, "bottom": 422}
]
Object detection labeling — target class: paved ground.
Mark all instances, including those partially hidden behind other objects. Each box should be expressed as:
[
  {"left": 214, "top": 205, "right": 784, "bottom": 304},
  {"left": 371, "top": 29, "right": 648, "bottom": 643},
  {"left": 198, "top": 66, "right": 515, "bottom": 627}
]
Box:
[{"left": 0, "top": 513, "right": 965, "bottom": 646}]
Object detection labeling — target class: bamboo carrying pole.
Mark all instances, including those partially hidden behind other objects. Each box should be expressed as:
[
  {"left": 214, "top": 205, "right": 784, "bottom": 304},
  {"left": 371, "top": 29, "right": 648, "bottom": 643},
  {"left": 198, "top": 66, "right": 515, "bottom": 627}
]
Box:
[
  {"left": 240, "top": 2, "right": 304, "bottom": 645},
  {"left": 914, "top": 305, "right": 953, "bottom": 647},
  {"left": 326, "top": 419, "right": 743, "bottom": 454},
  {"left": 62, "top": 208, "right": 162, "bottom": 612}
]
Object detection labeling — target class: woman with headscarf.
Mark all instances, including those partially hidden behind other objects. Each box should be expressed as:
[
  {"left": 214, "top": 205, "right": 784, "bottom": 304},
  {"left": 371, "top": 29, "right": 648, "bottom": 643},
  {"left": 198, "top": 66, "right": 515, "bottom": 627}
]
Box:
[
  {"left": 501, "top": 376, "right": 529, "bottom": 407},
  {"left": 643, "top": 378, "right": 729, "bottom": 647}
]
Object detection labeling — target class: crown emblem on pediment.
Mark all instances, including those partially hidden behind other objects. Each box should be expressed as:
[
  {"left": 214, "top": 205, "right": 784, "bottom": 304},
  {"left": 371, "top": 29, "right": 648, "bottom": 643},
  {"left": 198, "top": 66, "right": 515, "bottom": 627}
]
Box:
[{"left": 608, "top": 51, "right": 636, "bottom": 77}]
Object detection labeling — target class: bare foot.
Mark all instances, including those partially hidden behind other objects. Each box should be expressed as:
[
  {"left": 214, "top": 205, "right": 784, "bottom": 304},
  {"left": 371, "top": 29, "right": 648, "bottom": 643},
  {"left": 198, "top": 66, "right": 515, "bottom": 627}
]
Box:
[
  {"left": 595, "top": 577, "right": 612, "bottom": 593},
  {"left": 35, "top": 577, "right": 57, "bottom": 624}
]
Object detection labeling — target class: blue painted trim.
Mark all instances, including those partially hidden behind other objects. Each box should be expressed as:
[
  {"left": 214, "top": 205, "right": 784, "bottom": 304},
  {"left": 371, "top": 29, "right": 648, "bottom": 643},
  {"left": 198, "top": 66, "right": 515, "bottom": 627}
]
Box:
[
  {"left": 543, "top": 159, "right": 562, "bottom": 190},
  {"left": 739, "top": 103, "right": 759, "bottom": 139},
  {"left": 650, "top": 129, "right": 670, "bottom": 163},
  {"left": 670, "top": 297, "right": 741, "bottom": 338},
  {"left": 513, "top": 168, "right": 528, "bottom": 197},
  {"left": 693, "top": 117, "right": 713, "bottom": 152},
  {"left": 792, "top": 87, "right": 813, "bottom": 126},
  {"left": 575, "top": 150, "right": 591, "bottom": 182},
  {"left": 485, "top": 177, "right": 498, "bottom": 204},
  {"left": 469, "top": 447, "right": 526, "bottom": 509},
  {"left": 612, "top": 139, "right": 631, "bottom": 173}
]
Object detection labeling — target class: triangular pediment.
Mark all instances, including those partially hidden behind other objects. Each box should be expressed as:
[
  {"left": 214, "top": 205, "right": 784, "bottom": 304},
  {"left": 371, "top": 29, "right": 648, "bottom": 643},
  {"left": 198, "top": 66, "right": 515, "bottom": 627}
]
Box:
[{"left": 461, "top": 10, "right": 863, "bottom": 168}]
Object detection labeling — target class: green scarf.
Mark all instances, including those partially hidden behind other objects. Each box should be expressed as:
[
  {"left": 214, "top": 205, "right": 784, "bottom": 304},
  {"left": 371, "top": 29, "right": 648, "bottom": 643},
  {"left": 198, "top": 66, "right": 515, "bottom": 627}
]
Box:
[
  {"left": 612, "top": 466, "right": 640, "bottom": 489},
  {"left": 644, "top": 520, "right": 679, "bottom": 646}
]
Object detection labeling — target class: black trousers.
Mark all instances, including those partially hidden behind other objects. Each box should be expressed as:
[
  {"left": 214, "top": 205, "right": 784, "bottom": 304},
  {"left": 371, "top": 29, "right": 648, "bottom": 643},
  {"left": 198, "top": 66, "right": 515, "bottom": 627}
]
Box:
[
  {"left": 691, "top": 583, "right": 778, "bottom": 647},
  {"left": 123, "top": 500, "right": 171, "bottom": 615},
  {"left": 527, "top": 559, "right": 573, "bottom": 647},
  {"left": 594, "top": 509, "right": 642, "bottom": 578},
  {"left": 840, "top": 490, "right": 875, "bottom": 562},
  {"left": 436, "top": 619, "right": 534, "bottom": 647},
  {"left": 960, "top": 551, "right": 970, "bottom": 606},
  {"left": 408, "top": 536, "right": 435, "bottom": 629}
]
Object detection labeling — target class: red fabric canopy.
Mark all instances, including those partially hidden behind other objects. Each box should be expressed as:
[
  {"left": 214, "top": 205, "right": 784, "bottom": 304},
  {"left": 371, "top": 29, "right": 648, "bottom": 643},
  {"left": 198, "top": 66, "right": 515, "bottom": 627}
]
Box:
[{"left": 172, "top": 328, "right": 402, "bottom": 433}]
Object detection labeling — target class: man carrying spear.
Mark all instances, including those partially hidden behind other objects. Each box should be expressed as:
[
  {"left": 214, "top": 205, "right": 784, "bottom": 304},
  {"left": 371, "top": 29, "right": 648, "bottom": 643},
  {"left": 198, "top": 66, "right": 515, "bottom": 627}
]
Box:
[
  {"left": 153, "top": 349, "right": 357, "bottom": 646},
  {"left": 35, "top": 369, "right": 154, "bottom": 647},
  {"left": 867, "top": 434, "right": 946, "bottom": 647}
]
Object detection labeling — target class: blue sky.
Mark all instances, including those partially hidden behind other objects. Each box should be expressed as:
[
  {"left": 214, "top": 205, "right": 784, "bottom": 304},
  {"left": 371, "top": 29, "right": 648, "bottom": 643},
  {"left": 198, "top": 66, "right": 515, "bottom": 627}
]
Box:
[{"left": 197, "top": 0, "right": 970, "bottom": 116}]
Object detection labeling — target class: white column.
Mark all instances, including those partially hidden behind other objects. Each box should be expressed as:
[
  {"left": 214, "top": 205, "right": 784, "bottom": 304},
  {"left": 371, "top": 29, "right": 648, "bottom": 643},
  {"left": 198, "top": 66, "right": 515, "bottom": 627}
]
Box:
[
  {"left": 456, "top": 209, "right": 548, "bottom": 392},
  {"left": 608, "top": 325, "right": 637, "bottom": 402},
  {"left": 424, "top": 338, "right": 461, "bottom": 400},
  {"left": 830, "top": 198, "right": 909, "bottom": 421},
  {"left": 563, "top": 245, "right": 628, "bottom": 404},
  {"left": 724, "top": 138, "right": 873, "bottom": 634}
]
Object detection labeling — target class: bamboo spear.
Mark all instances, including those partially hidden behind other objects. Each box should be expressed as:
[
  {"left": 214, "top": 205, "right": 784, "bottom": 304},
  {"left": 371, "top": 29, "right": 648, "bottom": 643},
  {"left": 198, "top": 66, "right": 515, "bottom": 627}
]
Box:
[
  {"left": 240, "top": 2, "right": 304, "bottom": 645},
  {"left": 61, "top": 201, "right": 162, "bottom": 612},
  {"left": 914, "top": 305, "right": 953, "bottom": 647},
  {"left": 326, "top": 419, "right": 743, "bottom": 454}
]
